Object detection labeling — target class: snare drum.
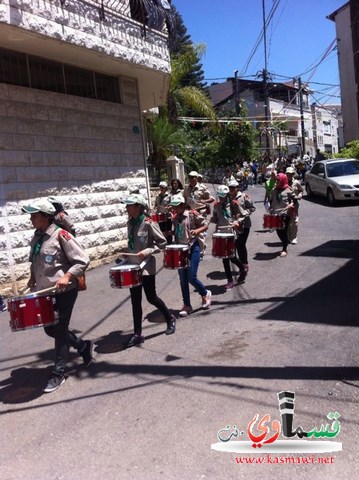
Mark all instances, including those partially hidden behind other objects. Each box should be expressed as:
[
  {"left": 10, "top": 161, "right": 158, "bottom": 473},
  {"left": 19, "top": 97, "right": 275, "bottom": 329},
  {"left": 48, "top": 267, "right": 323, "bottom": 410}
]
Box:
[
  {"left": 263, "top": 214, "right": 285, "bottom": 230},
  {"left": 152, "top": 212, "right": 167, "bottom": 223},
  {"left": 8, "top": 293, "right": 58, "bottom": 332},
  {"left": 163, "top": 244, "right": 189, "bottom": 269},
  {"left": 212, "top": 233, "right": 235, "bottom": 258},
  {"left": 109, "top": 264, "right": 142, "bottom": 288}
]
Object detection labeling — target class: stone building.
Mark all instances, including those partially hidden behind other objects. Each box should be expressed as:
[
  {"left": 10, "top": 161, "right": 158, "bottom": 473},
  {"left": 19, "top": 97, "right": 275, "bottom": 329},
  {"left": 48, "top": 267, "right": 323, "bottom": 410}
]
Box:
[{"left": 0, "top": 0, "right": 173, "bottom": 294}]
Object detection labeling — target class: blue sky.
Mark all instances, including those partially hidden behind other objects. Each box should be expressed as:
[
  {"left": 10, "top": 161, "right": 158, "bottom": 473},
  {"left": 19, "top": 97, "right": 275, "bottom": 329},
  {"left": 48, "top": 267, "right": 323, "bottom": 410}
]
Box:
[{"left": 173, "top": 0, "right": 345, "bottom": 105}]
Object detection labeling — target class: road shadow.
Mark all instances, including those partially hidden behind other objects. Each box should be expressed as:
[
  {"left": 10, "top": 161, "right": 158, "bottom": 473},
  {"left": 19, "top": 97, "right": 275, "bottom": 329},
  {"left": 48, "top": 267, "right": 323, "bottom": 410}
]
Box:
[
  {"left": 258, "top": 240, "right": 359, "bottom": 326},
  {"left": 0, "top": 366, "right": 50, "bottom": 404}
]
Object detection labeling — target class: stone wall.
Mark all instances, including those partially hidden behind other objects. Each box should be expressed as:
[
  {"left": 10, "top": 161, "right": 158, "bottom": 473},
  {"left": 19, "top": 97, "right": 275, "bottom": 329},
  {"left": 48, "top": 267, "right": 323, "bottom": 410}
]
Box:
[{"left": 0, "top": 80, "right": 148, "bottom": 295}]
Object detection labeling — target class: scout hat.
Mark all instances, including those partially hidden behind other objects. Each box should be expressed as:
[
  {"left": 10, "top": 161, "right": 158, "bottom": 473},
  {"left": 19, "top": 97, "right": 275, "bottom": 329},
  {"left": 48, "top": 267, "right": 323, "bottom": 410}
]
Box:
[
  {"left": 170, "top": 194, "right": 185, "bottom": 206},
  {"left": 22, "top": 199, "right": 56, "bottom": 215},
  {"left": 123, "top": 194, "right": 147, "bottom": 206},
  {"left": 216, "top": 185, "right": 230, "bottom": 197},
  {"left": 228, "top": 180, "right": 239, "bottom": 188}
]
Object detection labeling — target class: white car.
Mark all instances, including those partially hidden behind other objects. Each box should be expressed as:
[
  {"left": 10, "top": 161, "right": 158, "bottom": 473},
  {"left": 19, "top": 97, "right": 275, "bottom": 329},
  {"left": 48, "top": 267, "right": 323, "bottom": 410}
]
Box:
[{"left": 305, "top": 158, "right": 359, "bottom": 204}]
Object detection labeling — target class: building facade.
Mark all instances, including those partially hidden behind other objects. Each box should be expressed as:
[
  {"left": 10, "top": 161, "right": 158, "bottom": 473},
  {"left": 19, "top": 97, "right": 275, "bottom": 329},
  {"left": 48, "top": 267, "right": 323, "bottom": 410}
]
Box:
[
  {"left": 0, "top": 0, "right": 173, "bottom": 294},
  {"left": 328, "top": 1, "right": 359, "bottom": 144},
  {"left": 209, "top": 77, "right": 340, "bottom": 159}
]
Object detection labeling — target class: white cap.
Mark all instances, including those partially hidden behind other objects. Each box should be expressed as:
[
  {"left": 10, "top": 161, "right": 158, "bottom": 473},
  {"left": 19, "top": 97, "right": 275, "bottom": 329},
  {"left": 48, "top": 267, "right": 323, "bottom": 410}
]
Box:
[
  {"left": 286, "top": 167, "right": 295, "bottom": 174},
  {"left": 159, "top": 181, "right": 168, "bottom": 188},
  {"left": 22, "top": 199, "right": 56, "bottom": 215},
  {"left": 188, "top": 171, "right": 199, "bottom": 177},
  {"left": 123, "top": 194, "right": 147, "bottom": 206},
  {"left": 228, "top": 180, "right": 239, "bottom": 188},
  {"left": 170, "top": 194, "right": 185, "bottom": 206},
  {"left": 216, "top": 185, "right": 230, "bottom": 197}
]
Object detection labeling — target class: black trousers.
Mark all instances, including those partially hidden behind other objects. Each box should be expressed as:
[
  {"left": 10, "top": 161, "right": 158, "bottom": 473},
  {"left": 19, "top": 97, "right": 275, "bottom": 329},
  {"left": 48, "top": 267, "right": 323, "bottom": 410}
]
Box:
[
  {"left": 44, "top": 289, "right": 84, "bottom": 374},
  {"left": 222, "top": 256, "right": 242, "bottom": 282},
  {"left": 130, "top": 275, "right": 172, "bottom": 335},
  {"left": 275, "top": 217, "right": 291, "bottom": 252},
  {"left": 235, "top": 227, "right": 250, "bottom": 265}
]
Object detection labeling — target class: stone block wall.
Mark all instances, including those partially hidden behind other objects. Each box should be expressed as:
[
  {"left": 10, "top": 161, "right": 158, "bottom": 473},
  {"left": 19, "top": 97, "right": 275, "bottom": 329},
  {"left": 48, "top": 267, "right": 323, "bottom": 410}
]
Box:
[{"left": 0, "top": 80, "right": 149, "bottom": 295}]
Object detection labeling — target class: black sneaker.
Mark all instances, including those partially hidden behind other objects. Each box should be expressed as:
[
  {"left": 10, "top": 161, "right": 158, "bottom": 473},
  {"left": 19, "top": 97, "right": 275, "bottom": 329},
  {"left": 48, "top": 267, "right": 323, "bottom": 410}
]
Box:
[
  {"left": 43, "top": 373, "right": 66, "bottom": 393},
  {"left": 0, "top": 303, "right": 7, "bottom": 312},
  {"left": 80, "top": 340, "right": 93, "bottom": 367},
  {"left": 126, "top": 334, "right": 145, "bottom": 348},
  {"left": 166, "top": 315, "right": 176, "bottom": 335}
]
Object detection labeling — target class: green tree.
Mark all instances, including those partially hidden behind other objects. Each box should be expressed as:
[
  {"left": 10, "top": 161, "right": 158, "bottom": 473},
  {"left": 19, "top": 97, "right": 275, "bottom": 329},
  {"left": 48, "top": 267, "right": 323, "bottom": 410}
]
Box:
[
  {"left": 167, "top": 43, "right": 217, "bottom": 123},
  {"left": 169, "top": 6, "right": 206, "bottom": 88},
  {"left": 335, "top": 140, "right": 359, "bottom": 159}
]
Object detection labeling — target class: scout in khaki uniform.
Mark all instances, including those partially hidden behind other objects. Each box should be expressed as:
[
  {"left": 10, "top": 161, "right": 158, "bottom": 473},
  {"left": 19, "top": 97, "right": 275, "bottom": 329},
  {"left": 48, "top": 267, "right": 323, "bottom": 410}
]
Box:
[
  {"left": 183, "top": 171, "right": 214, "bottom": 214},
  {"left": 211, "top": 185, "right": 243, "bottom": 290},
  {"left": 122, "top": 194, "right": 176, "bottom": 347},
  {"left": 22, "top": 199, "right": 92, "bottom": 393},
  {"left": 170, "top": 194, "right": 212, "bottom": 317}
]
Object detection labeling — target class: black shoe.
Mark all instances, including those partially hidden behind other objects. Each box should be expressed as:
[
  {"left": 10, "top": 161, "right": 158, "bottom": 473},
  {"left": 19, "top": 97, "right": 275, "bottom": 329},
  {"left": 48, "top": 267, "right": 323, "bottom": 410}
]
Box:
[
  {"left": 80, "top": 340, "right": 93, "bottom": 367},
  {"left": 166, "top": 315, "right": 176, "bottom": 335},
  {"left": 126, "top": 334, "right": 145, "bottom": 348},
  {"left": 43, "top": 373, "right": 66, "bottom": 393},
  {"left": 0, "top": 303, "right": 7, "bottom": 312}
]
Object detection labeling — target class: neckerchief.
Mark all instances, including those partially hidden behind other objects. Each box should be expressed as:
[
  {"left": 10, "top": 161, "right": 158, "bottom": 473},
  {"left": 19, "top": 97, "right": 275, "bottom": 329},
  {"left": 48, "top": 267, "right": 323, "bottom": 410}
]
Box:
[
  {"left": 128, "top": 214, "right": 145, "bottom": 252},
  {"left": 30, "top": 233, "right": 45, "bottom": 262},
  {"left": 222, "top": 198, "right": 231, "bottom": 219}
]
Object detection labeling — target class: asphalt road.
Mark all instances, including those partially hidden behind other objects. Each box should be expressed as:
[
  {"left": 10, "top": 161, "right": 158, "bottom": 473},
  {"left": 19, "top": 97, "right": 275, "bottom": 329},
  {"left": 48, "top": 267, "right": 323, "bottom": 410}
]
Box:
[{"left": 1, "top": 184, "right": 359, "bottom": 480}]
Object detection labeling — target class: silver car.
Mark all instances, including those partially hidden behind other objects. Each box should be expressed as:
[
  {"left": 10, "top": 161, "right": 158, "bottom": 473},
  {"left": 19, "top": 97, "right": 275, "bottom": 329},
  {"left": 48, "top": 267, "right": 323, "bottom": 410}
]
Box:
[{"left": 305, "top": 158, "right": 359, "bottom": 204}]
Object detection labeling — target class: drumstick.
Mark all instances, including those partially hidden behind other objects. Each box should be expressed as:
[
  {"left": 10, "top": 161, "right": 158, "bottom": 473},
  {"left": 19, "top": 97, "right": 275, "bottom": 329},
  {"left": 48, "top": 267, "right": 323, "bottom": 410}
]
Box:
[
  {"left": 217, "top": 225, "right": 234, "bottom": 230},
  {"left": 32, "top": 282, "right": 73, "bottom": 296},
  {"left": 119, "top": 252, "right": 139, "bottom": 257}
]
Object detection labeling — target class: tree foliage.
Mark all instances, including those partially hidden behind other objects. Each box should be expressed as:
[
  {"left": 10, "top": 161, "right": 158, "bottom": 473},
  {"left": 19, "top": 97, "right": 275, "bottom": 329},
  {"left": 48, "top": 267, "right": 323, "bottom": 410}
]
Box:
[{"left": 335, "top": 140, "right": 359, "bottom": 159}]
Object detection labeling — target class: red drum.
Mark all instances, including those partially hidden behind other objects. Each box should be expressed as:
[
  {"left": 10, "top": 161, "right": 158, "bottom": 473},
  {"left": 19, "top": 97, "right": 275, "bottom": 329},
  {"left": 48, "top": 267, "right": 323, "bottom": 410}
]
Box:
[
  {"left": 263, "top": 214, "right": 285, "bottom": 230},
  {"left": 212, "top": 233, "right": 235, "bottom": 258},
  {"left": 163, "top": 244, "right": 189, "bottom": 269},
  {"left": 8, "top": 293, "right": 58, "bottom": 332},
  {"left": 109, "top": 265, "right": 142, "bottom": 288},
  {"left": 152, "top": 212, "right": 167, "bottom": 223}
]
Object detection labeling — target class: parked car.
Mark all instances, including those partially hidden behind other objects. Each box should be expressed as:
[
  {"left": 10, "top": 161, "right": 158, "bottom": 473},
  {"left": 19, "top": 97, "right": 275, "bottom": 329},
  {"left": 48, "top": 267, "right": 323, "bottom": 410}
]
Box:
[{"left": 305, "top": 158, "right": 359, "bottom": 204}]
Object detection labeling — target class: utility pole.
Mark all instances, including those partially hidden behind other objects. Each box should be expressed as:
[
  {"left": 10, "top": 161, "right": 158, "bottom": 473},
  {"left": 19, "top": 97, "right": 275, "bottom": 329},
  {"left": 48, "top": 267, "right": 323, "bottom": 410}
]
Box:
[
  {"left": 350, "top": 0, "right": 359, "bottom": 134},
  {"left": 234, "top": 69, "right": 240, "bottom": 116},
  {"left": 298, "top": 77, "right": 306, "bottom": 157},
  {"left": 262, "top": 0, "right": 270, "bottom": 155}
]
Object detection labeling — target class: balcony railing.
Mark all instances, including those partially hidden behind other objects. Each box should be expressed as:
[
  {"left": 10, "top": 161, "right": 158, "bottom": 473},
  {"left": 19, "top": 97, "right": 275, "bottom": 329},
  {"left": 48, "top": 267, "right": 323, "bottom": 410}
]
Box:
[{"left": 59, "top": 0, "right": 175, "bottom": 36}]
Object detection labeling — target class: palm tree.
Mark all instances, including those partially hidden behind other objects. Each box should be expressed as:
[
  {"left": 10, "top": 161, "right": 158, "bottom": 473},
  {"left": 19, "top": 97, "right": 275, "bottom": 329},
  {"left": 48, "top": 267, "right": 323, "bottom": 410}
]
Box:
[{"left": 166, "top": 44, "right": 217, "bottom": 124}]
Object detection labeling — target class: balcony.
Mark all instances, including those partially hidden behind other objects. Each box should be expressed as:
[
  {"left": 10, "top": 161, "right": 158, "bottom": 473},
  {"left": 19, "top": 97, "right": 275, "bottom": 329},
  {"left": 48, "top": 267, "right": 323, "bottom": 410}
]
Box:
[{"left": 0, "top": 0, "right": 173, "bottom": 109}]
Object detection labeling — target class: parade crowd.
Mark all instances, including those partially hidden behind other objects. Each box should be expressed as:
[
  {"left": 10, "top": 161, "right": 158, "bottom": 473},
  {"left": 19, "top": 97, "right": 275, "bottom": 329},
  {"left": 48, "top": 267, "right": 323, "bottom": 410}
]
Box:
[{"left": 2, "top": 159, "right": 307, "bottom": 393}]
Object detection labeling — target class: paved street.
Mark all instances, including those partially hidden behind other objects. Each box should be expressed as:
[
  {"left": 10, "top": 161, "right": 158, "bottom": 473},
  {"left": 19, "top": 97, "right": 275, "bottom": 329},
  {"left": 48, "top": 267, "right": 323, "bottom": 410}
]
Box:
[{"left": 1, "top": 184, "right": 359, "bottom": 480}]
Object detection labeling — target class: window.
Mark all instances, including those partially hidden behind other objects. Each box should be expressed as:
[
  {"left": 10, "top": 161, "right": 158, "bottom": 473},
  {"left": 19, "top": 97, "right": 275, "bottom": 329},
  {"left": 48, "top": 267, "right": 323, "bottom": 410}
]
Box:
[
  {"left": 0, "top": 47, "right": 121, "bottom": 103},
  {"left": 0, "top": 48, "right": 29, "bottom": 87},
  {"left": 323, "top": 121, "right": 331, "bottom": 135},
  {"left": 29, "top": 56, "right": 65, "bottom": 93},
  {"left": 64, "top": 65, "right": 95, "bottom": 99}
]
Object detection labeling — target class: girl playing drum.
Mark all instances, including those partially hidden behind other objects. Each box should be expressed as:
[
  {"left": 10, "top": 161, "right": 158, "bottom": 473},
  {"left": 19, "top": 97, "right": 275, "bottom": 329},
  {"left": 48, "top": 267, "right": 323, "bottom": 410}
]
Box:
[{"left": 22, "top": 199, "right": 92, "bottom": 393}]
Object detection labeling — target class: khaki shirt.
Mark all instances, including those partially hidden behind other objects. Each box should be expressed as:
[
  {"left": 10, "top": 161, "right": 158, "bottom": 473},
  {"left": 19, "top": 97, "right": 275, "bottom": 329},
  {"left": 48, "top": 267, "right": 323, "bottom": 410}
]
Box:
[
  {"left": 30, "top": 223, "right": 90, "bottom": 291},
  {"left": 183, "top": 183, "right": 211, "bottom": 212},
  {"left": 126, "top": 216, "right": 167, "bottom": 276},
  {"left": 212, "top": 200, "right": 246, "bottom": 235},
  {"left": 155, "top": 192, "right": 171, "bottom": 212},
  {"left": 270, "top": 187, "right": 295, "bottom": 216},
  {"left": 172, "top": 210, "right": 207, "bottom": 252}
]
